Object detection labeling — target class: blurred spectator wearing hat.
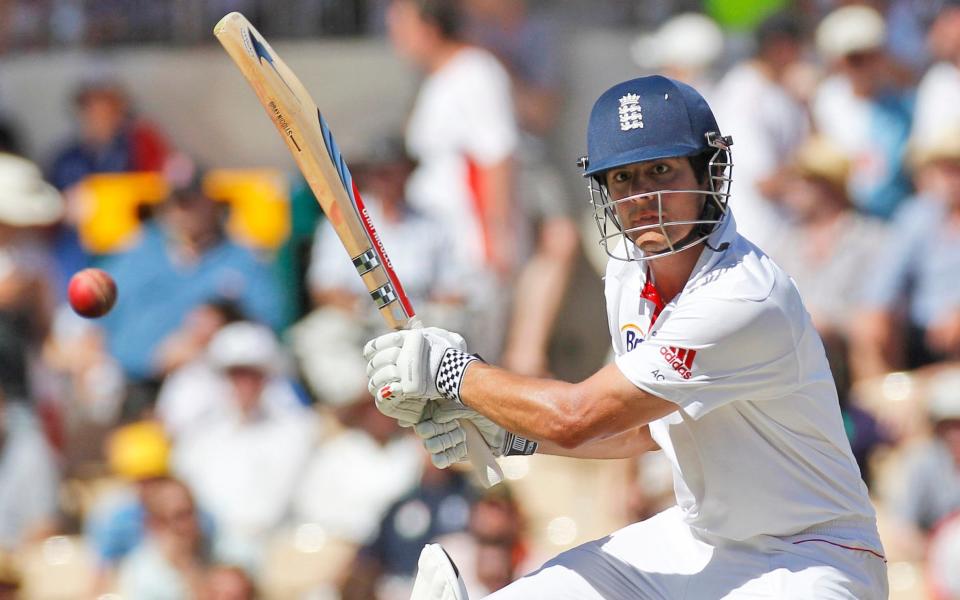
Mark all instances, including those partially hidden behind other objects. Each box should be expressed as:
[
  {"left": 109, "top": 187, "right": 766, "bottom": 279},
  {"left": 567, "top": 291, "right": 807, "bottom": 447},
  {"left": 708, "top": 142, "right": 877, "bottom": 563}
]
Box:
[
  {"left": 712, "top": 11, "right": 810, "bottom": 249},
  {"left": 812, "top": 4, "right": 914, "bottom": 219},
  {"left": 631, "top": 12, "right": 725, "bottom": 96},
  {"left": 301, "top": 137, "right": 466, "bottom": 322},
  {"left": 97, "top": 158, "right": 283, "bottom": 383},
  {"left": 156, "top": 318, "right": 306, "bottom": 441},
  {"left": 767, "top": 135, "right": 888, "bottom": 339},
  {"left": 171, "top": 321, "right": 314, "bottom": 570},
  {"left": 911, "top": 1, "right": 960, "bottom": 154},
  {"left": 0, "top": 386, "right": 59, "bottom": 552},
  {"left": 853, "top": 128, "right": 960, "bottom": 377},
  {"left": 886, "top": 369, "right": 960, "bottom": 561},
  {"left": 0, "top": 153, "right": 63, "bottom": 406},
  {"left": 84, "top": 421, "right": 208, "bottom": 589},
  {"left": 48, "top": 79, "right": 168, "bottom": 192}
]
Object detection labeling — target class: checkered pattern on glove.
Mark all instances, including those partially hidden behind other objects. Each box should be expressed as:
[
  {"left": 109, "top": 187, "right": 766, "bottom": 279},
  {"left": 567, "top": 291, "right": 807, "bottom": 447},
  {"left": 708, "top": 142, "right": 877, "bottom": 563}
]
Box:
[{"left": 435, "top": 349, "right": 481, "bottom": 404}]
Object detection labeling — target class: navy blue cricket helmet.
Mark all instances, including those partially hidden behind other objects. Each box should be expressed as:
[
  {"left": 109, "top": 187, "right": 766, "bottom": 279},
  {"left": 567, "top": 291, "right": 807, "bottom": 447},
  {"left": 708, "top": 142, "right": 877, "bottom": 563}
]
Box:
[{"left": 580, "top": 75, "right": 733, "bottom": 261}]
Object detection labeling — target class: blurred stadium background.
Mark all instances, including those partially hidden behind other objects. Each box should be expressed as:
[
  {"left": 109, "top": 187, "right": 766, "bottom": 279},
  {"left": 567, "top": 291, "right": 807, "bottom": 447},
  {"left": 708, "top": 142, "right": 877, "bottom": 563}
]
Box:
[{"left": 0, "top": 0, "right": 959, "bottom": 598}]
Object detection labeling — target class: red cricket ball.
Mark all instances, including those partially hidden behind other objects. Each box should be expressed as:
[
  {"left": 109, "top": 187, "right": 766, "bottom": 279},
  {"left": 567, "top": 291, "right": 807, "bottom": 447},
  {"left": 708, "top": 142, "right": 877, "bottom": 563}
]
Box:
[{"left": 68, "top": 268, "right": 118, "bottom": 318}]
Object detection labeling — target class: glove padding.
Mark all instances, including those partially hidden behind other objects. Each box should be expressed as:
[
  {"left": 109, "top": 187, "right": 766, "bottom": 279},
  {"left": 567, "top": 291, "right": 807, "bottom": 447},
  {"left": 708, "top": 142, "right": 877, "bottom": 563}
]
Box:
[
  {"left": 415, "top": 401, "right": 538, "bottom": 469},
  {"left": 364, "top": 327, "right": 468, "bottom": 424}
]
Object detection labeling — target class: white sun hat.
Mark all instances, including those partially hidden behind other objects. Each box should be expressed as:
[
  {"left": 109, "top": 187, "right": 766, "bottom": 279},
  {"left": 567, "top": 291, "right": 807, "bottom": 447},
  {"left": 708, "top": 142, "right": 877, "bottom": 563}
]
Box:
[
  {"left": 0, "top": 152, "right": 64, "bottom": 227},
  {"left": 927, "top": 368, "right": 960, "bottom": 423},
  {"left": 207, "top": 321, "right": 285, "bottom": 375},
  {"left": 631, "top": 13, "right": 724, "bottom": 72},
  {"left": 816, "top": 5, "right": 886, "bottom": 61}
]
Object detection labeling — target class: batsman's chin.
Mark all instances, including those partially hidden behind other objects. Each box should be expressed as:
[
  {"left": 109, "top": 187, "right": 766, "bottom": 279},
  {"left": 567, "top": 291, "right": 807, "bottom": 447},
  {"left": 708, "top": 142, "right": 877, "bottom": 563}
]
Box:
[{"left": 629, "top": 233, "right": 670, "bottom": 253}]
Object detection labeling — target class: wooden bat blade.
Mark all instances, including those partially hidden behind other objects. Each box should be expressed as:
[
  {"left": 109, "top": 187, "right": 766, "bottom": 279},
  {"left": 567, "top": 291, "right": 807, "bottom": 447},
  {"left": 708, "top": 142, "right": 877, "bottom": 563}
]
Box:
[{"left": 214, "top": 12, "right": 503, "bottom": 488}]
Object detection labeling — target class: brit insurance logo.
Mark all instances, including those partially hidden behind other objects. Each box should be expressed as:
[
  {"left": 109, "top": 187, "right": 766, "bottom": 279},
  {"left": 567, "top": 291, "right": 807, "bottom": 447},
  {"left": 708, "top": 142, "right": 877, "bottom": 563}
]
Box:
[
  {"left": 618, "top": 93, "right": 643, "bottom": 131},
  {"left": 660, "top": 346, "right": 696, "bottom": 379},
  {"left": 620, "top": 323, "right": 645, "bottom": 351}
]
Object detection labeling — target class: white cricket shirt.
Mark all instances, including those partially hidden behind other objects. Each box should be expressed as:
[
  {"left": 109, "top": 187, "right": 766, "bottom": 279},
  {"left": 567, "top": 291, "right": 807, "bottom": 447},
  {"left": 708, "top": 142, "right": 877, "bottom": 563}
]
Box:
[
  {"left": 606, "top": 214, "right": 882, "bottom": 547},
  {"left": 405, "top": 46, "right": 518, "bottom": 270}
]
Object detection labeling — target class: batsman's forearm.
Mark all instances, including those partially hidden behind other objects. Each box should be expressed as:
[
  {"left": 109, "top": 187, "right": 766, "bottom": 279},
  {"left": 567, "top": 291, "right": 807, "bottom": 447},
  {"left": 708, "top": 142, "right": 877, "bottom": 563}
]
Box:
[
  {"left": 459, "top": 361, "right": 676, "bottom": 450},
  {"left": 537, "top": 426, "right": 658, "bottom": 459},
  {"left": 459, "top": 363, "right": 569, "bottom": 443}
]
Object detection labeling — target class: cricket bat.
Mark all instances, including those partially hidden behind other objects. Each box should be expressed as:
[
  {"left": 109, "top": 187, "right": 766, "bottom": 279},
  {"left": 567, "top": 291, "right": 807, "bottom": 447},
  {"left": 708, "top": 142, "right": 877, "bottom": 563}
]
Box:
[{"left": 214, "top": 12, "right": 503, "bottom": 487}]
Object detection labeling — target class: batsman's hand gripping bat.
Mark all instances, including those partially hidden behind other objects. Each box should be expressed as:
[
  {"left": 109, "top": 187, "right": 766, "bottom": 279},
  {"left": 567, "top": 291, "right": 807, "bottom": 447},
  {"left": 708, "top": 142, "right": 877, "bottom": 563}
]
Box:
[{"left": 214, "top": 12, "right": 504, "bottom": 487}]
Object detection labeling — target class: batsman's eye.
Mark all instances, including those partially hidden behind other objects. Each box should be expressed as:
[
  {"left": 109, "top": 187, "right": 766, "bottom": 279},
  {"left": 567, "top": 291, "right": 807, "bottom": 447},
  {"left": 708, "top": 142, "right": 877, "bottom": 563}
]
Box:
[
  {"left": 651, "top": 163, "right": 671, "bottom": 176},
  {"left": 610, "top": 171, "right": 631, "bottom": 184}
]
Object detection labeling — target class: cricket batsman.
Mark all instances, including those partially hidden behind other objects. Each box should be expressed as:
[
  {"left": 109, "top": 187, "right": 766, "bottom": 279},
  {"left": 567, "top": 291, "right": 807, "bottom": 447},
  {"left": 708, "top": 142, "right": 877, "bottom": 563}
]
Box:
[{"left": 364, "top": 75, "right": 888, "bottom": 599}]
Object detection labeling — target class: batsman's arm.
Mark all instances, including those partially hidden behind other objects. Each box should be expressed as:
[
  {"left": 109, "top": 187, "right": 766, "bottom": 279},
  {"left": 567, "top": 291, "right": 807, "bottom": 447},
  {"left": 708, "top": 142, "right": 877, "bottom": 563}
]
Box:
[
  {"left": 536, "top": 425, "right": 658, "bottom": 459},
  {"left": 461, "top": 361, "right": 676, "bottom": 451}
]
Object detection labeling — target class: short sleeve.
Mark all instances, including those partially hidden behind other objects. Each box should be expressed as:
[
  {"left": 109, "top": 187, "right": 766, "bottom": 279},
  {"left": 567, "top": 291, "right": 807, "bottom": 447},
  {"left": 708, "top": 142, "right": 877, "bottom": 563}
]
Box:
[
  {"left": 458, "top": 52, "right": 518, "bottom": 166},
  {"left": 615, "top": 294, "right": 800, "bottom": 419}
]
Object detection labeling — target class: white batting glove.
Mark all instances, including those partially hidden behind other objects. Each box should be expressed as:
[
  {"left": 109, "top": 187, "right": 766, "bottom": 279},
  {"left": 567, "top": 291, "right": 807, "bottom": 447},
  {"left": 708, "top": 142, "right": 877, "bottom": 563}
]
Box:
[
  {"left": 415, "top": 401, "right": 538, "bottom": 469},
  {"left": 363, "top": 327, "right": 474, "bottom": 424}
]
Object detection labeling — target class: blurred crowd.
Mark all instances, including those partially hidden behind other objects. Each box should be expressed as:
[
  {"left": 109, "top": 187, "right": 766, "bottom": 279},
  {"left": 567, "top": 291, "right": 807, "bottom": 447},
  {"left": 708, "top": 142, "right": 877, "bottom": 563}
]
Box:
[{"left": 1, "top": 0, "right": 960, "bottom": 598}]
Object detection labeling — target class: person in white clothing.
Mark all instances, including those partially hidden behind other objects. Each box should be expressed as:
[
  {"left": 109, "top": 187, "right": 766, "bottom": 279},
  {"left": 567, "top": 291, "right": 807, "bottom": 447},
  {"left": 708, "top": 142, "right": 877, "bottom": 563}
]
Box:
[
  {"left": 911, "top": 3, "right": 960, "bottom": 152},
  {"left": 363, "top": 75, "right": 888, "bottom": 599},
  {"left": 387, "top": 0, "right": 518, "bottom": 360}
]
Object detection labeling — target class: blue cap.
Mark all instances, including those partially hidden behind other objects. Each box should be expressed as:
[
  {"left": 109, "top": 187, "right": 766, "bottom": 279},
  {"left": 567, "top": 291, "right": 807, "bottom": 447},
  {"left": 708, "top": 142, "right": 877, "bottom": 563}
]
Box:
[{"left": 582, "top": 75, "right": 721, "bottom": 177}]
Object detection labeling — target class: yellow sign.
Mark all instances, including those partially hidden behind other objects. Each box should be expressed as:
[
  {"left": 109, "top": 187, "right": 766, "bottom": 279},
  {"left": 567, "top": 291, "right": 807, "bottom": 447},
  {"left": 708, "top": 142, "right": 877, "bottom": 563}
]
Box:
[{"left": 73, "top": 169, "right": 290, "bottom": 254}]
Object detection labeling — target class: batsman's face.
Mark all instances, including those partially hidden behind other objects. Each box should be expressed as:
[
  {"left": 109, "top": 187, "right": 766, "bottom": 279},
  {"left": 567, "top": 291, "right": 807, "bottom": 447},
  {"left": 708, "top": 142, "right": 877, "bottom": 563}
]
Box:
[{"left": 605, "top": 158, "right": 705, "bottom": 253}]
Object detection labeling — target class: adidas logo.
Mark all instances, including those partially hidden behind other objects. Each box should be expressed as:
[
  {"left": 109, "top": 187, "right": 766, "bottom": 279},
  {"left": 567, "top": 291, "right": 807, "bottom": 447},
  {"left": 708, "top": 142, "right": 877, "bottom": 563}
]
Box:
[{"left": 660, "top": 346, "right": 696, "bottom": 379}]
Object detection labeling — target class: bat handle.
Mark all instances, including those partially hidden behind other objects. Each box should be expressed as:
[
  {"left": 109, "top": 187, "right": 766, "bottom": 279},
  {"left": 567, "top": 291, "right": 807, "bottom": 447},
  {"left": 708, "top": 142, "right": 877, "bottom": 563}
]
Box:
[
  {"left": 405, "top": 317, "right": 504, "bottom": 488},
  {"left": 461, "top": 419, "right": 504, "bottom": 487}
]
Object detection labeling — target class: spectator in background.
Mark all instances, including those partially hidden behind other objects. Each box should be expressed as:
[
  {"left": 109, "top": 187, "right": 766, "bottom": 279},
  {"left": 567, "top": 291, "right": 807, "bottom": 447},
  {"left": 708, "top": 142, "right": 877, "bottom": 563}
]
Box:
[
  {"left": 436, "top": 486, "right": 529, "bottom": 596},
  {"left": 85, "top": 420, "right": 217, "bottom": 594},
  {"left": 41, "top": 307, "right": 126, "bottom": 475},
  {"left": 910, "top": 1, "right": 960, "bottom": 151},
  {"left": 854, "top": 128, "right": 960, "bottom": 377},
  {"left": 172, "top": 321, "right": 314, "bottom": 570},
  {"left": 157, "top": 319, "right": 305, "bottom": 441},
  {"left": 0, "top": 387, "right": 59, "bottom": 551},
  {"left": 464, "top": 0, "right": 581, "bottom": 376},
  {"left": 387, "top": 0, "right": 518, "bottom": 359},
  {"left": 45, "top": 79, "right": 170, "bottom": 302},
  {"left": 712, "top": 11, "right": 809, "bottom": 249},
  {"left": 98, "top": 161, "right": 283, "bottom": 382},
  {"left": 341, "top": 462, "right": 474, "bottom": 600},
  {"left": 48, "top": 79, "right": 168, "bottom": 191},
  {"left": 629, "top": 12, "right": 725, "bottom": 96},
  {"left": 302, "top": 137, "right": 467, "bottom": 327},
  {"left": 812, "top": 4, "right": 914, "bottom": 220},
  {"left": 765, "top": 135, "right": 887, "bottom": 340},
  {"left": 888, "top": 368, "right": 960, "bottom": 561},
  {"left": 201, "top": 564, "right": 258, "bottom": 600},
  {"left": 152, "top": 298, "right": 245, "bottom": 378},
  {"left": 0, "top": 153, "right": 63, "bottom": 405},
  {"left": 117, "top": 478, "right": 211, "bottom": 600}
]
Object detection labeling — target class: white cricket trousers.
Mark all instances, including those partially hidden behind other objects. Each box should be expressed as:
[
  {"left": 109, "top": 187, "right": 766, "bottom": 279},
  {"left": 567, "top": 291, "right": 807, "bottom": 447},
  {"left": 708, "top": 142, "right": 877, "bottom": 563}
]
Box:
[{"left": 484, "top": 507, "right": 888, "bottom": 599}]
